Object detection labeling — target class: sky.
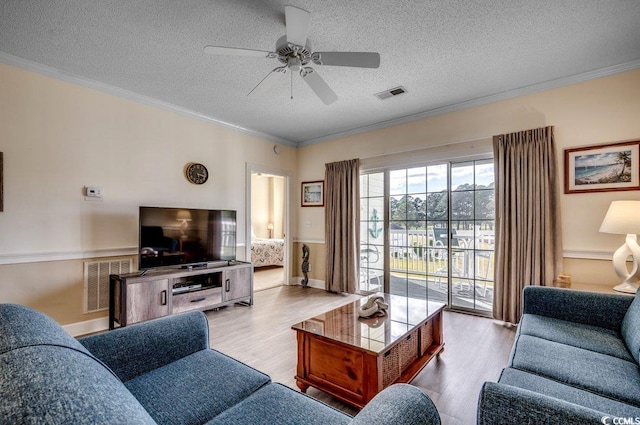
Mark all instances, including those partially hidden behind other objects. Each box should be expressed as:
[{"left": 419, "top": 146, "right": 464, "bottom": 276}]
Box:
[
  {"left": 388, "top": 160, "right": 494, "bottom": 196},
  {"left": 575, "top": 151, "right": 628, "bottom": 168}
]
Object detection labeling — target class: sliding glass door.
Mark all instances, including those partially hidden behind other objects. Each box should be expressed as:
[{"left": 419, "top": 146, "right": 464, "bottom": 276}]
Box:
[
  {"left": 388, "top": 164, "right": 450, "bottom": 305},
  {"left": 359, "top": 159, "right": 495, "bottom": 314},
  {"left": 448, "top": 160, "right": 495, "bottom": 312}
]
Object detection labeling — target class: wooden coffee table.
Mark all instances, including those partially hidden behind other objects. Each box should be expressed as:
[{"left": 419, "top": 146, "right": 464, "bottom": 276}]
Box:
[{"left": 291, "top": 293, "right": 445, "bottom": 408}]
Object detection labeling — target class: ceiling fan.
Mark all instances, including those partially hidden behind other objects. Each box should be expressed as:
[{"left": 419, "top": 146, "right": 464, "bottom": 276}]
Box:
[{"left": 204, "top": 5, "right": 380, "bottom": 105}]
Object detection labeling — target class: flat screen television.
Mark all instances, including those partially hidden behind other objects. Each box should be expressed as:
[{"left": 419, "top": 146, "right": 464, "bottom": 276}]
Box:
[{"left": 138, "top": 206, "right": 236, "bottom": 270}]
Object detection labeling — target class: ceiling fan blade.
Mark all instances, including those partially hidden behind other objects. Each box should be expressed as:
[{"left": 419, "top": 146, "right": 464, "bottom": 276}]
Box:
[
  {"left": 312, "top": 52, "right": 380, "bottom": 68},
  {"left": 248, "top": 67, "right": 288, "bottom": 97},
  {"left": 285, "top": 6, "right": 311, "bottom": 47},
  {"left": 204, "top": 45, "right": 274, "bottom": 58},
  {"left": 300, "top": 67, "right": 338, "bottom": 105}
]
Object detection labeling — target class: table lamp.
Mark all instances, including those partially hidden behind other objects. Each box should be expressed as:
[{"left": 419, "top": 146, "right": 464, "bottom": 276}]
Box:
[
  {"left": 267, "top": 223, "right": 274, "bottom": 238},
  {"left": 176, "top": 210, "right": 192, "bottom": 238},
  {"left": 599, "top": 200, "right": 640, "bottom": 293}
]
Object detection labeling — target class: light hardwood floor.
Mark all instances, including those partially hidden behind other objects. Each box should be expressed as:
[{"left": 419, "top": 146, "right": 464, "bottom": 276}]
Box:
[
  {"left": 253, "top": 266, "right": 285, "bottom": 292},
  {"left": 205, "top": 285, "right": 516, "bottom": 425}
]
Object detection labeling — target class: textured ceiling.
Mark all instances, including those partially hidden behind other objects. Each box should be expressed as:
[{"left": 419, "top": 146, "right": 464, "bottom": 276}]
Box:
[{"left": 1, "top": 1, "right": 640, "bottom": 146}]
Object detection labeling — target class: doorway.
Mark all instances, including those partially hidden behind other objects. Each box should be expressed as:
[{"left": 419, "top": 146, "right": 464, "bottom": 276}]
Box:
[{"left": 246, "top": 164, "right": 290, "bottom": 292}]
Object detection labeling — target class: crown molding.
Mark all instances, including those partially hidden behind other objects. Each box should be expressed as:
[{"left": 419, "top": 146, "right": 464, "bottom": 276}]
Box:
[
  {"left": 2, "top": 52, "right": 638, "bottom": 149},
  {"left": 298, "top": 59, "right": 640, "bottom": 147},
  {"left": 0, "top": 52, "right": 297, "bottom": 147}
]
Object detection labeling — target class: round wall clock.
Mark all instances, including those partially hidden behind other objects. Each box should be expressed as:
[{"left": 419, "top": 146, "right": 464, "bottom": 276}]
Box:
[{"left": 185, "top": 163, "right": 209, "bottom": 185}]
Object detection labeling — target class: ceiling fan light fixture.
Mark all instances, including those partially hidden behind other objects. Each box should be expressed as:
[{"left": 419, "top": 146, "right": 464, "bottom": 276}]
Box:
[{"left": 287, "top": 57, "right": 302, "bottom": 72}]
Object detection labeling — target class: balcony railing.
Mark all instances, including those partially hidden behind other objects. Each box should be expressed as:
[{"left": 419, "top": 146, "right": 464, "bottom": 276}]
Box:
[
  {"left": 387, "top": 228, "right": 494, "bottom": 276},
  {"left": 360, "top": 227, "right": 496, "bottom": 311}
]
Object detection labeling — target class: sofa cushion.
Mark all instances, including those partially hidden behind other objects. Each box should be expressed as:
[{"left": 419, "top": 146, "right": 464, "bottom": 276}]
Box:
[
  {"left": 0, "top": 303, "right": 94, "bottom": 358},
  {"left": 499, "top": 367, "right": 640, "bottom": 418},
  {"left": 0, "top": 304, "right": 156, "bottom": 424},
  {"left": 479, "top": 381, "right": 621, "bottom": 425},
  {"left": 207, "top": 383, "right": 351, "bottom": 425},
  {"left": 1, "top": 344, "right": 157, "bottom": 424},
  {"left": 519, "top": 314, "right": 633, "bottom": 361},
  {"left": 522, "top": 287, "right": 633, "bottom": 330},
  {"left": 80, "top": 310, "right": 210, "bottom": 382},
  {"left": 125, "top": 349, "right": 271, "bottom": 425},
  {"left": 511, "top": 335, "right": 640, "bottom": 407},
  {"left": 351, "top": 384, "right": 441, "bottom": 425},
  {"left": 622, "top": 291, "right": 640, "bottom": 363}
]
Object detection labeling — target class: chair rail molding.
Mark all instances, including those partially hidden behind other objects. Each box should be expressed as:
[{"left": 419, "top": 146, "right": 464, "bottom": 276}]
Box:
[
  {"left": 293, "top": 238, "right": 325, "bottom": 244},
  {"left": 563, "top": 249, "right": 613, "bottom": 261},
  {"left": 0, "top": 247, "right": 138, "bottom": 265}
]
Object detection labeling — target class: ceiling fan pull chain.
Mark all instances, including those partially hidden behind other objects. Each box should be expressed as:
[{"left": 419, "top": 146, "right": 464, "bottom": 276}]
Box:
[{"left": 290, "top": 69, "right": 294, "bottom": 100}]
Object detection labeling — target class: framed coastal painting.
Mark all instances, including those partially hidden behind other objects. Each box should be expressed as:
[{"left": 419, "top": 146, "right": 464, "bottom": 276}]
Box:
[
  {"left": 564, "top": 140, "right": 640, "bottom": 194},
  {"left": 301, "top": 181, "right": 324, "bottom": 207}
]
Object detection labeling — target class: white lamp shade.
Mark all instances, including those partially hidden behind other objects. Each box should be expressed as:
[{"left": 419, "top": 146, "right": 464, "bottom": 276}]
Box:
[
  {"left": 267, "top": 223, "right": 274, "bottom": 230},
  {"left": 599, "top": 201, "right": 640, "bottom": 235},
  {"left": 176, "top": 210, "right": 192, "bottom": 221}
]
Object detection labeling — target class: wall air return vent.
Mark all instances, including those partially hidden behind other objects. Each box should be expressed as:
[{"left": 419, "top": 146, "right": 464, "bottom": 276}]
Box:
[
  {"left": 84, "top": 259, "right": 132, "bottom": 313},
  {"left": 375, "top": 86, "right": 407, "bottom": 100}
]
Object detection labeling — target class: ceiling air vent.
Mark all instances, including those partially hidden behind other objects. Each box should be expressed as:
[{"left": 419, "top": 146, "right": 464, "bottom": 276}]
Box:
[{"left": 375, "top": 86, "right": 407, "bottom": 100}]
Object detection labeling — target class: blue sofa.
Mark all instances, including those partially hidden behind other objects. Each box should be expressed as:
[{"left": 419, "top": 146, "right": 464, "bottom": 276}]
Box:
[
  {"left": 0, "top": 304, "right": 440, "bottom": 424},
  {"left": 478, "top": 286, "right": 640, "bottom": 424}
]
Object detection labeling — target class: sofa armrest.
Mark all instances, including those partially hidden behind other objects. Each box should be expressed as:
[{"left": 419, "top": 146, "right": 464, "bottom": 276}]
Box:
[
  {"left": 79, "top": 310, "right": 209, "bottom": 382},
  {"left": 523, "top": 286, "right": 633, "bottom": 330},
  {"left": 478, "top": 381, "right": 610, "bottom": 425},
  {"left": 350, "top": 384, "right": 440, "bottom": 425}
]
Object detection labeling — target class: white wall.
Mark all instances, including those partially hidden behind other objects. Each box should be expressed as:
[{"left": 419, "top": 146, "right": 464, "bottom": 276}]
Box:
[
  {"left": 296, "top": 69, "right": 640, "bottom": 287},
  {"left": 2, "top": 61, "right": 639, "bottom": 325},
  {"left": 250, "top": 174, "right": 285, "bottom": 239},
  {"left": 0, "top": 63, "right": 296, "bottom": 324}
]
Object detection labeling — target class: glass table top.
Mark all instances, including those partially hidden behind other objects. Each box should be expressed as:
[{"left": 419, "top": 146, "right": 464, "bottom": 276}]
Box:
[{"left": 291, "top": 293, "right": 445, "bottom": 354}]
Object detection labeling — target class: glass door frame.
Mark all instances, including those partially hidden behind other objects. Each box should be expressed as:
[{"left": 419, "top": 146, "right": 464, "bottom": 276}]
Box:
[{"left": 360, "top": 156, "right": 494, "bottom": 316}]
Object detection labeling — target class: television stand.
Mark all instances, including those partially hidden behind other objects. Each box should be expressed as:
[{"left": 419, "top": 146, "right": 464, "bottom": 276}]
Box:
[{"left": 109, "top": 261, "right": 253, "bottom": 329}]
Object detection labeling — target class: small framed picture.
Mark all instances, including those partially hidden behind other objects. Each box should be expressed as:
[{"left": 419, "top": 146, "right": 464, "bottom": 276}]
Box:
[
  {"left": 564, "top": 140, "right": 640, "bottom": 194},
  {"left": 301, "top": 180, "right": 324, "bottom": 207}
]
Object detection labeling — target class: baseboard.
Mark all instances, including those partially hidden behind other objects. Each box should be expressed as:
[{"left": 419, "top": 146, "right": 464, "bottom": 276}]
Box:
[
  {"left": 63, "top": 316, "right": 109, "bottom": 337},
  {"left": 291, "top": 276, "right": 325, "bottom": 290}
]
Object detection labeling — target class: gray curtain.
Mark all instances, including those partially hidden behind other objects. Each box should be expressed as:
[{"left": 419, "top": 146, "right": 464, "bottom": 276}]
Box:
[
  {"left": 325, "top": 159, "right": 360, "bottom": 293},
  {"left": 493, "top": 126, "right": 563, "bottom": 324}
]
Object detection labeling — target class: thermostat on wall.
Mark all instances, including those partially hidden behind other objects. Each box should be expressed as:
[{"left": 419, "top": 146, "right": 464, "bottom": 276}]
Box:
[{"left": 84, "top": 186, "right": 104, "bottom": 201}]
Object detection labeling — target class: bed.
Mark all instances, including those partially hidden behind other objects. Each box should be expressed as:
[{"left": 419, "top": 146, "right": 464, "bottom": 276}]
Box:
[{"left": 251, "top": 238, "right": 284, "bottom": 267}]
